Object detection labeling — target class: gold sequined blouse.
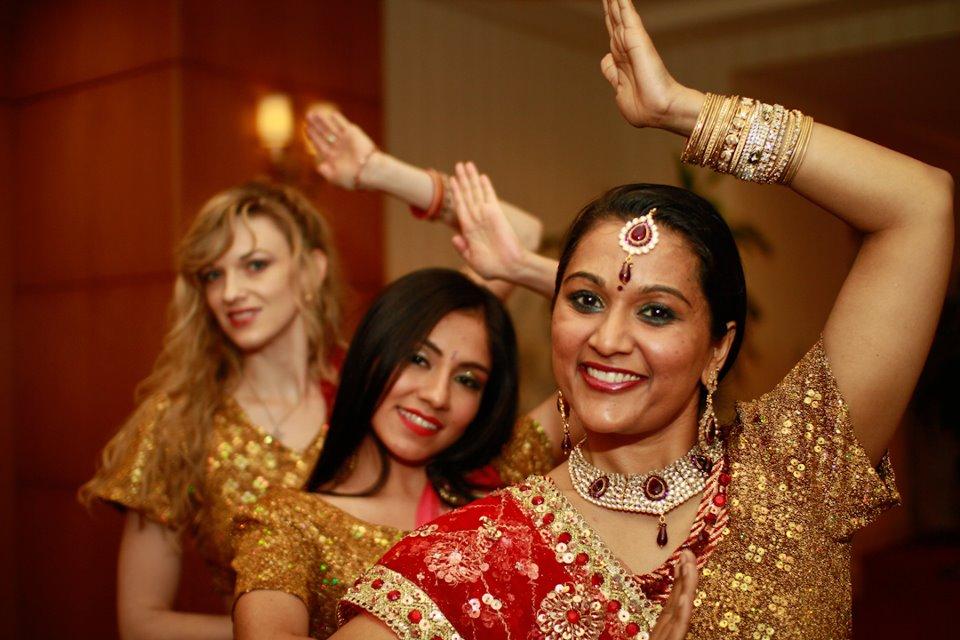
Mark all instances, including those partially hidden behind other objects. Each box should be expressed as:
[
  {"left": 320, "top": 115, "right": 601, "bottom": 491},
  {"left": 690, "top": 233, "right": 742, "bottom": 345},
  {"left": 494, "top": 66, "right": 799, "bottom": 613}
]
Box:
[
  {"left": 338, "top": 341, "right": 900, "bottom": 640},
  {"left": 232, "top": 415, "right": 555, "bottom": 639},
  {"left": 83, "top": 395, "right": 326, "bottom": 595},
  {"left": 688, "top": 339, "right": 899, "bottom": 638}
]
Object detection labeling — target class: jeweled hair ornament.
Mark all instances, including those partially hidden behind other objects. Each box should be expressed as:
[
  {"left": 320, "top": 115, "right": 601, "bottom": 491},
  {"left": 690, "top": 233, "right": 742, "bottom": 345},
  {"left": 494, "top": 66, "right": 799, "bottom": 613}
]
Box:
[{"left": 616, "top": 207, "right": 660, "bottom": 285}]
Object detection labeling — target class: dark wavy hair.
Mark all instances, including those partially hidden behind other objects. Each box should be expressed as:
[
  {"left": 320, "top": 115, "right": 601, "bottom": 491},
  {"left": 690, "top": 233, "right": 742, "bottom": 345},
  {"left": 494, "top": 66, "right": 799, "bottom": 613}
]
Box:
[
  {"left": 554, "top": 184, "right": 747, "bottom": 379},
  {"left": 306, "top": 268, "right": 519, "bottom": 505}
]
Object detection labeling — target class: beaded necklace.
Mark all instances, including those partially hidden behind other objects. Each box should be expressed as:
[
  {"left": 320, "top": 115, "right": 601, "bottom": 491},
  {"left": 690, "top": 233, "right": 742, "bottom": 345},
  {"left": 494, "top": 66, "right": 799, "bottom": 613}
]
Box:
[{"left": 568, "top": 441, "right": 722, "bottom": 547}]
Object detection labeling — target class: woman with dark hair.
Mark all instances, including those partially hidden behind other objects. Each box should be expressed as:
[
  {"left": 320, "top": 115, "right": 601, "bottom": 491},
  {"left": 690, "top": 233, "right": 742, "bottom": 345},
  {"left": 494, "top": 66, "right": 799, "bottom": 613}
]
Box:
[
  {"left": 232, "top": 263, "right": 559, "bottom": 639},
  {"left": 333, "top": 1, "right": 953, "bottom": 639}
]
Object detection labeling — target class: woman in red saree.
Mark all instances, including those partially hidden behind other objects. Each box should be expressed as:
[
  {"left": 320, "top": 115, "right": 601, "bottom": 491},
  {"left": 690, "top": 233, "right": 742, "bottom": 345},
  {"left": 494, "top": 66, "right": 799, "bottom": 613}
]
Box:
[{"left": 332, "top": 1, "right": 952, "bottom": 638}]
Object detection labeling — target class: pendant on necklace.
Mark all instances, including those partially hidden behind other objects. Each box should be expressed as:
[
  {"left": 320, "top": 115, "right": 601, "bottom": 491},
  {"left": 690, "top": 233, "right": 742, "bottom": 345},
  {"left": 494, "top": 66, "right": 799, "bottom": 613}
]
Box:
[{"left": 657, "top": 515, "right": 668, "bottom": 548}]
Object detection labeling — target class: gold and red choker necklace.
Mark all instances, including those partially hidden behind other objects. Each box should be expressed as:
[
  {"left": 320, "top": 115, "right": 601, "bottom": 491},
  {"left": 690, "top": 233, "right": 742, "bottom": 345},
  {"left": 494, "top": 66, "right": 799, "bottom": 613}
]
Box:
[{"left": 568, "top": 441, "right": 722, "bottom": 547}]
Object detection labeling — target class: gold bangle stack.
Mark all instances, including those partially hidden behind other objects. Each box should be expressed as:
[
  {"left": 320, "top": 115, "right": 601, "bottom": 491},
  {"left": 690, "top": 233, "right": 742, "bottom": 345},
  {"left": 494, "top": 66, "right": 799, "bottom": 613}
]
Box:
[{"left": 682, "top": 93, "right": 814, "bottom": 185}]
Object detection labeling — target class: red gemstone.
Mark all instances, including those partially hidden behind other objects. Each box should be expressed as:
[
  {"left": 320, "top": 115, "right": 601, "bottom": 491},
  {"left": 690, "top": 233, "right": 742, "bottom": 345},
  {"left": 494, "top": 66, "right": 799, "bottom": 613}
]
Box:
[
  {"left": 713, "top": 493, "right": 727, "bottom": 507},
  {"left": 591, "top": 573, "right": 604, "bottom": 586},
  {"left": 588, "top": 475, "right": 609, "bottom": 499},
  {"left": 408, "top": 610, "right": 423, "bottom": 623},
  {"left": 542, "top": 513, "right": 555, "bottom": 525},
  {"left": 628, "top": 222, "right": 651, "bottom": 245},
  {"left": 699, "top": 530, "right": 711, "bottom": 544},
  {"left": 644, "top": 475, "right": 667, "bottom": 501},
  {"left": 619, "top": 260, "right": 632, "bottom": 284},
  {"left": 371, "top": 578, "right": 384, "bottom": 590},
  {"left": 692, "top": 455, "right": 713, "bottom": 474},
  {"left": 607, "top": 600, "right": 622, "bottom": 613},
  {"left": 387, "top": 590, "right": 401, "bottom": 601},
  {"left": 719, "top": 472, "right": 732, "bottom": 486},
  {"left": 558, "top": 532, "right": 572, "bottom": 544},
  {"left": 626, "top": 622, "right": 640, "bottom": 636},
  {"left": 656, "top": 522, "right": 668, "bottom": 548},
  {"left": 575, "top": 552, "right": 589, "bottom": 565},
  {"left": 566, "top": 609, "right": 581, "bottom": 624},
  {"left": 704, "top": 512, "right": 718, "bottom": 525},
  {"left": 532, "top": 495, "right": 544, "bottom": 506}
]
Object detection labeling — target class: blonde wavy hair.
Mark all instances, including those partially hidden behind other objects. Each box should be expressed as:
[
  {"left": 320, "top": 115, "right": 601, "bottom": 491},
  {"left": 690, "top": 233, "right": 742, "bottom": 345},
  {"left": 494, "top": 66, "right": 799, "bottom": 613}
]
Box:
[{"left": 80, "top": 180, "right": 343, "bottom": 530}]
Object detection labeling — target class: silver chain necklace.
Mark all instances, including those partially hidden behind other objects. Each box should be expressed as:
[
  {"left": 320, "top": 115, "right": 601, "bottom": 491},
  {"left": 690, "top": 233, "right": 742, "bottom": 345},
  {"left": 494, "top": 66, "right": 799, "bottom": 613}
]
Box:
[
  {"left": 241, "top": 376, "right": 306, "bottom": 439},
  {"left": 568, "top": 441, "right": 720, "bottom": 547}
]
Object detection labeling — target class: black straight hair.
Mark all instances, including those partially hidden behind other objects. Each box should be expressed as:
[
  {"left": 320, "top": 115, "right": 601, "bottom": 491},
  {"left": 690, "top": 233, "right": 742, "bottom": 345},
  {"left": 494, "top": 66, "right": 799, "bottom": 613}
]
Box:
[
  {"left": 554, "top": 183, "right": 747, "bottom": 379},
  {"left": 305, "top": 268, "right": 519, "bottom": 505}
]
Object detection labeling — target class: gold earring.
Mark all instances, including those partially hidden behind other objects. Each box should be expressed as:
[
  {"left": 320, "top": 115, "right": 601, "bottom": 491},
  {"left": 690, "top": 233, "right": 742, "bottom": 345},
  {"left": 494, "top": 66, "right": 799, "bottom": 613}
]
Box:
[
  {"left": 698, "top": 369, "right": 719, "bottom": 446},
  {"left": 557, "top": 390, "right": 572, "bottom": 455}
]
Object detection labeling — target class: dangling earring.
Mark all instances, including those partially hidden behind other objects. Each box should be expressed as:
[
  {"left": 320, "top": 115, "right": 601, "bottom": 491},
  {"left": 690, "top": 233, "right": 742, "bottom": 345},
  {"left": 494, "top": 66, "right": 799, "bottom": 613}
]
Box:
[
  {"left": 557, "top": 390, "right": 572, "bottom": 456},
  {"left": 698, "top": 368, "right": 719, "bottom": 446}
]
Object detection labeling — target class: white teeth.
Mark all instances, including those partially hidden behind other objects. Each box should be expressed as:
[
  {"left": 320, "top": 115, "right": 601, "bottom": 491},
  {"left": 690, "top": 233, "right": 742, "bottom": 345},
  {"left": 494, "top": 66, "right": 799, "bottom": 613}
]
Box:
[
  {"left": 585, "top": 367, "right": 642, "bottom": 384},
  {"left": 399, "top": 409, "right": 439, "bottom": 431}
]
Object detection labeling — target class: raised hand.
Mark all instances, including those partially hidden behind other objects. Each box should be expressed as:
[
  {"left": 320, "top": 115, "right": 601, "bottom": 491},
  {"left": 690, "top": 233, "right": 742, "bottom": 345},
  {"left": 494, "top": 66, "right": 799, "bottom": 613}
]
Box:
[
  {"left": 303, "top": 108, "right": 378, "bottom": 189},
  {"left": 600, "top": 0, "right": 688, "bottom": 131},
  {"left": 649, "top": 550, "right": 698, "bottom": 640},
  {"left": 449, "top": 162, "right": 527, "bottom": 282}
]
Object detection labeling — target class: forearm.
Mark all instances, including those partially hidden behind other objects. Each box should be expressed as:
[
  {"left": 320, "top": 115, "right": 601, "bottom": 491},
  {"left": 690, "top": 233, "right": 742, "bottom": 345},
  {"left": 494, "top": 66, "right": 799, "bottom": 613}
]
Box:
[
  {"left": 358, "top": 152, "right": 435, "bottom": 209},
  {"left": 119, "top": 610, "right": 232, "bottom": 640},
  {"left": 790, "top": 123, "right": 954, "bottom": 233},
  {"left": 361, "top": 153, "right": 544, "bottom": 249},
  {"left": 502, "top": 249, "right": 558, "bottom": 299}
]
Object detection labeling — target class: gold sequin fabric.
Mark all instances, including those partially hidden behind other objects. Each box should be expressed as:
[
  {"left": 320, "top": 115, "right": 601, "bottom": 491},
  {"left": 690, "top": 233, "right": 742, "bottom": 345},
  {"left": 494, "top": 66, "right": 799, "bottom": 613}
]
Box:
[
  {"left": 689, "top": 338, "right": 899, "bottom": 638},
  {"left": 492, "top": 415, "right": 556, "bottom": 484},
  {"left": 233, "top": 489, "right": 407, "bottom": 639},
  {"left": 83, "top": 395, "right": 325, "bottom": 595}
]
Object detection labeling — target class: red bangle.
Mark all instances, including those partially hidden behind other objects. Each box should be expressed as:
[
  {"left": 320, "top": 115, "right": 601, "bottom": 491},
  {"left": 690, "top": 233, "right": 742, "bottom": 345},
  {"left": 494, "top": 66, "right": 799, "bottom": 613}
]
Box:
[{"left": 410, "top": 169, "right": 444, "bottom": 220}]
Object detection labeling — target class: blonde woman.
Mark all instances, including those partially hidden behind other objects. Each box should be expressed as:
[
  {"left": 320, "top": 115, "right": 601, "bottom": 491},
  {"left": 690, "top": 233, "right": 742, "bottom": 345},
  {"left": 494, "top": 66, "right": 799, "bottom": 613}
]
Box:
[{"left": 81, "top": 182, "right": 344, "bottom": 640}]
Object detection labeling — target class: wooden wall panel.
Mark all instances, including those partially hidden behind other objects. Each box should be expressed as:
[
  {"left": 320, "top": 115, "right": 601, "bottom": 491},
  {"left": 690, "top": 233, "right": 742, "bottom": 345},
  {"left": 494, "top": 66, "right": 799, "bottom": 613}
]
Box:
[
  {"left": 15, "top": 280, "right": 172, "bottom": 487},
  {"left": 180, "top": 0, "right": 381, "bottom": 99},
  {"left": 17, "top": 487, "right": 122, "bottom": 639},
  {"left": 14, "top": 70, "right": 178, "bottom": 285},
  {"left": 12, "top": 0, "right": 177, "bottom": 97}
]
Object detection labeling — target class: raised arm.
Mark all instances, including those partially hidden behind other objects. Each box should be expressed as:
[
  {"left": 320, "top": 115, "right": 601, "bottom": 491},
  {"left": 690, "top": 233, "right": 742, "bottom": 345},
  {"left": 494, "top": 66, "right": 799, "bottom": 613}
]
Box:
[
  {"left": 303, "top": 108, "right": 544, "bottom": 252},
  {"left": 117, "top": 513, "right": 232, "bottom": 640},
  {"left": 602, "top": 0, "right": 955, "bottom": 464}
]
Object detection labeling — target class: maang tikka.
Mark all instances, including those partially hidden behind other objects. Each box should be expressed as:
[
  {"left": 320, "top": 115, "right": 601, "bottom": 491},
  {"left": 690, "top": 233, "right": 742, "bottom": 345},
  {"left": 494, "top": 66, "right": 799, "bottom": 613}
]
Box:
[{"left": 617, "top": 208, "right": 660, "bottom": 285}]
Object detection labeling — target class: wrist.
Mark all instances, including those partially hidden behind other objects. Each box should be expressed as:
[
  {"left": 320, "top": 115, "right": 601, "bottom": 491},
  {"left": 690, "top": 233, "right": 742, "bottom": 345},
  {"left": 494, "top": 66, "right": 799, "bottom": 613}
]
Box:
[
  {"left": 659, "top": 87, "right": 705, "bottom": 137},
  {"left": 355, "top": 150, "right": 390, "bottom": 191}
]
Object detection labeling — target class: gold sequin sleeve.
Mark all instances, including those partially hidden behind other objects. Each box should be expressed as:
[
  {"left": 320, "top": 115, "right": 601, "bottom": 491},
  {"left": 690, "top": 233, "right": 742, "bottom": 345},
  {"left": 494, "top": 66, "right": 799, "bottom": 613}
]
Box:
[
  {"left": 81, "top": 394, "right": 178, "bottom": 527},
  {"left": 232, "top": 488, "right": 320, "bottom": 613},
  {"left": 491, "top": 415, "right": 556, "bottom": 485},
  {"left": 732, "top": 338, "right": 900, "bottom": 540}
]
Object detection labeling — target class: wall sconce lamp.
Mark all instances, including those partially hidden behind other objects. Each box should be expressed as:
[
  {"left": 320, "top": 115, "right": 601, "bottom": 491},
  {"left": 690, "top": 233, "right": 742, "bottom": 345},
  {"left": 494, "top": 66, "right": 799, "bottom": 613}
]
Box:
[{"left": 256, "top": 93, "right": 294, "bottom": 160}]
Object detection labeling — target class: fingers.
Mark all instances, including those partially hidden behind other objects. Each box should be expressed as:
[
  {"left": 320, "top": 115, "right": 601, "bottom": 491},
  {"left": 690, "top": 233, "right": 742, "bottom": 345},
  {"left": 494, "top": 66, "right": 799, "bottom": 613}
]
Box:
[
  {"left": 600, "top": 53, "right": 619, "bottom": 88},
  {"left": 616, "top": 0, "right": 643, "bottom": 30},
  {"left": 328, "top": 110, "right": 350, "bottom": 135},
  {"left": 451, "top": 234, "right": 470, "bottom": 259},
  {"left": 479, "top": 174, "right": 498, "bottom": 204},
  {"left": 449, "top": 178, "right": 473, "bottom": 230},
  {"left": 464, "top": 162, "right": 485, "bottom": 204}
]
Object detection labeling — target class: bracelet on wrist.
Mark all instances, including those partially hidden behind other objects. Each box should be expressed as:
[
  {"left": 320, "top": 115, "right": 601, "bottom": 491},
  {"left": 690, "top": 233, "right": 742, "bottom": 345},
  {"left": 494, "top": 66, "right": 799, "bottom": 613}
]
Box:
[
  {"left": 410, "top": 169, "right": 444, "bottom": 220},
  {"left": 682, "top": 93, "right": 814, "bottom": 185}
]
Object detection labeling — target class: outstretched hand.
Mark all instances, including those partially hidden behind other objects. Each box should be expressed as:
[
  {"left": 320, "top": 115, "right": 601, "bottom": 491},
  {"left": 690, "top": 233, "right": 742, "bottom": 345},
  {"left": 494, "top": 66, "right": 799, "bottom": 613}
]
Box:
[
  {"left": 600, "top": 0, "right": 685, "bottom": 130},
  {"left": 450, "top": 162, "right": 527, "bottom": 282},
  {"left": 650, "top": 550, "right": 698, "bottom": 640},
  {"left": 303, "top": 108, "right": 377, "bottom": 189}
]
